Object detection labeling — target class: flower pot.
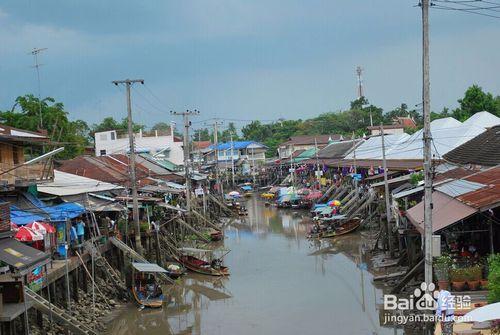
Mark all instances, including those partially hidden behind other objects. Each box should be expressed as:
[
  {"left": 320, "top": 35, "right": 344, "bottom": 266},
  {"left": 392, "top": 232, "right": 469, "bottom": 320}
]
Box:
[
  {"left": 451, "top": 281, "right": 466, "bottom": 291},
  {"left": 480, "top": 279, "right": 488, "bottom": 289},
  {"left": 468, "top": 280, "right": 480, "bottom": 291},
  {"left": 438, "top": 280, "right": 450, "bottom": 291}
]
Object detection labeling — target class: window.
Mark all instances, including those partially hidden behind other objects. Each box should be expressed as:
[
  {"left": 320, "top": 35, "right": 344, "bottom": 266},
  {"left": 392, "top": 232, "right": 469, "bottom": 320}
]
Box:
[
  {"left": 110, "top": 132, "right": 116, "bottom": 140},
  {"left": 99, "top": 134, "right": 107, "bottom": 141},
  {"left": 100, "top": 149, "right": 107, "bottom": 156}
]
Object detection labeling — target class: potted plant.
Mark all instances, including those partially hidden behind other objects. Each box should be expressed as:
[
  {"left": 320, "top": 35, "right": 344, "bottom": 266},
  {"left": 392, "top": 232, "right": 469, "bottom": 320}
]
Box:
[
  {"left": 466, "top": 265, "right": 482, "bottom": 291},
  {"left": 450, "top": 268, "right": 467, "bottom": 291},
  {"left": 434, "top": 255, "right": 452, "bottom": 290},
  {"left": 0, "top": 261, "right": 9, "bottom": 274}
]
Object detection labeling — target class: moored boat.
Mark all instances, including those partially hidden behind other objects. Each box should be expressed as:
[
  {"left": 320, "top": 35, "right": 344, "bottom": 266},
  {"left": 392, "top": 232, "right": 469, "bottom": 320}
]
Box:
[
  {"left": 177, "top": 247, "right": 230, "bottom": 276},
  {"left": 131, "top": 262, "right": 168, "bottom": 308},
  {"left": 320, "top": 218, "right": 361, "bottom": 239}
]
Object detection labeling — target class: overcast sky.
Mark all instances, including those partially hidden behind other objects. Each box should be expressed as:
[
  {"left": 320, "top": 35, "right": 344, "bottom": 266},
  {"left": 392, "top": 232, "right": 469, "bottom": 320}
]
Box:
[{"left": 0, "top": 1, "right": 499, "bottom": 130}]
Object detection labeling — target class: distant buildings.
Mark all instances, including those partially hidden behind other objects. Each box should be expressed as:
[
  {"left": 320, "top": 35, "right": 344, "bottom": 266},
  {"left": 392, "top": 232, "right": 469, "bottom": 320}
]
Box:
[
  {"left": 208, "top": 141, "right": 267, "bottom": 166},
  {"left": 94, "top": 128, "right": 184, "bottom": 166},
  {"left": 278, "top": 134, "right": 345, "bottom": 160},
  {"left": 367, "top": 116, "right": 417, "bottom": 136}
]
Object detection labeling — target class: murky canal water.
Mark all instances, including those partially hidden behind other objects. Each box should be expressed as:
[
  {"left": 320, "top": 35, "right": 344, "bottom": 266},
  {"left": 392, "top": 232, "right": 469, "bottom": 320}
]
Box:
[{"left": 108, "top": 197, "right": 400, "bottom": 335}]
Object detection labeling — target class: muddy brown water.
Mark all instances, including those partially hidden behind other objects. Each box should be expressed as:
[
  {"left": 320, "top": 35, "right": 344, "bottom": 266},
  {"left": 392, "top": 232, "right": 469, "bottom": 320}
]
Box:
[{"left": 107, "top": 197, "right": 401, "bottom": 335}]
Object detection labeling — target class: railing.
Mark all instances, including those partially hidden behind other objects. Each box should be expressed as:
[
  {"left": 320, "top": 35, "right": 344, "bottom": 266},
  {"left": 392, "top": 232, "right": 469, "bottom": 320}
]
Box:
[{"left": 0, "top": 161, "right": 54, "bottom": 186}]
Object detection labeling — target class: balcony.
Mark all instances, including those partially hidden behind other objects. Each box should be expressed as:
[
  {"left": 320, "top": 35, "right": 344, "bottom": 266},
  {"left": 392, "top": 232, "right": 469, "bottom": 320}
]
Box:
[{"left": 0, "top": 162, "right": 54, "bottom": 188}]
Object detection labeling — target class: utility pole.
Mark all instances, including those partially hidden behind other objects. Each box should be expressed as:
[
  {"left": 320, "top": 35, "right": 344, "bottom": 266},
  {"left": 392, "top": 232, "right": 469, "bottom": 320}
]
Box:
[
  {"left": 212, "top": 120, "right": 224, "bottom": 196},
  {"left": 230, "top": 132, "right": 235, "bottom": 187},
  {"left": 30, "top": 47, "right": 47, "bottom": 128},
  {"left": 314, "top": 138, "right": 321, "bottom": 185},
  {"left": 172, "top": 110, "right": 200, "bottom": 212},
  {"left": 112, "top": 78, "right": 144, "bottom": 255},
  {"left": 352, "top": 132, "right": 359, "bottom": 197},
  {"left": 421, "top": 0, "right": 433, "bottom": 288},
  {"left": 380, "top": 124, "right": 394, "bottom": 256}
]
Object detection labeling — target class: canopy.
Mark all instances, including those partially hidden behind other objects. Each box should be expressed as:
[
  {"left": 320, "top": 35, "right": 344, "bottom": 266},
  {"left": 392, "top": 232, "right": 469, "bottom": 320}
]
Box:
[
  {"left": 320, "top": 207, "right": 334, "bottom": 215},
  {"left": 178, "top": 247, "right": 214, "bottom": 254},
  {"left": 305, "top": 191, "right": 323, "bottom": 200},
  {"left": 132, "top": 262, "right": 168, "bottom": 273},
  {"left": 406, "top": 191, "right": 477, "bottom": 233},
  {"left": 0, "top": 237, "right": 50, "bottom": 274},
  {"left": 462, "top": 302, "right": 500, "bottom": 322},
  {"left": 10, "top": 206, "right": 45, "bottom": 226},
  {"left": 15, "top": 226, "right": 44, "bottom": 242},
  {"left": 241, "top": 185, "right": 253, "bottom": 191},
  {"left": 44, "top": 203, "right": 85, "bottom": 222}
]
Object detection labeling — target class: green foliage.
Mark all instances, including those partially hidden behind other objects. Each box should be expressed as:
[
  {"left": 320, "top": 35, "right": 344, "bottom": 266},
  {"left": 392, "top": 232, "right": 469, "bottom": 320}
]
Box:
[
  {"left": 410, "top": 172, "right": 424, "bottom": 186},
  {"left": 193, "top": 128, "right": 210, "bottom": 141},
  {"left": 454, "top": 84, "right": 500, "bottom": 121},
  {"left": 0, "top": 95, "right": 90, "bottom": 159},
  {"left": 488, "top": 254, "right": 500, "bottom": 303},
  {"left": 450, "top": 268, "right": 468, "bottom": 282},
  {"left": 91, "top": 116, "right": 143, "bottom": 135},
  {"left": 434, "top": 255, "right": 452, "bottom": 281}
]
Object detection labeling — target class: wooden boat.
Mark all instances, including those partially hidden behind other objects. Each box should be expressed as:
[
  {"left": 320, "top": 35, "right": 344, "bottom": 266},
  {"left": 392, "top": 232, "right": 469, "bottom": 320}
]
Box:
[
  {"left": 320, "top": 218, "right": 361, "bottom": 239},
  {"left": 164, "top": 261, "right": 186, "bottom": 279},
  {"left": 209, "top": 229, "right": 224, "bottom": 241},
  {"left": 179, "top": 255, "right": 229, "bottom": 276},
  {"left": 131, "top": 262, "right": 168, "bottom": 308},
  {"left": 177, "top": 247, "right": 230, "bottom": 277}
]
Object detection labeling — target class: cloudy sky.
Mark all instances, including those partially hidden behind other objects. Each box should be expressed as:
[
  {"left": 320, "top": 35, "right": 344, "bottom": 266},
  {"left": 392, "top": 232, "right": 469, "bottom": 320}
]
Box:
[{"left": 0, "top": 1, "right": 499, "bottom": 130}]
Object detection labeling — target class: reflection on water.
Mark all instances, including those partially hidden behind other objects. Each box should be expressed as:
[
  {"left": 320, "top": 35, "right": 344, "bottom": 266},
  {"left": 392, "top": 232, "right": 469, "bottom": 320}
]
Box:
[{"left": 108, "top": 197, "right": 401, "bottom": 335}]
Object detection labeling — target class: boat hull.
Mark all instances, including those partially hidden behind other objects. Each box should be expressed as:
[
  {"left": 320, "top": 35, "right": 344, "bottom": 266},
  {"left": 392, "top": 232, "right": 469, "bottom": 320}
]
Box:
[{"left": 178, "top": 255, "right": 230, "bottom": 276}]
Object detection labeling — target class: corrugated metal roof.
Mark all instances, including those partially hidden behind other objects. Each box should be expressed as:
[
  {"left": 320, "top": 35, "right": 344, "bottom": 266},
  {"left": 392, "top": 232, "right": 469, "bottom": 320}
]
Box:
[
  {"left": 38, "top": 170, "right": 123, "bottom": 196},
  {"left": 132, "top": 262, "right": 168, "bottom": 273},
  {"left": 406, "top": 191, "right": 477, "bottom": 233},
  {"left": 435, "top": 179, "right": 486, "bottom": 198},
  {"left": 458, "top": 167, "right": 500, "bottom": 210}
]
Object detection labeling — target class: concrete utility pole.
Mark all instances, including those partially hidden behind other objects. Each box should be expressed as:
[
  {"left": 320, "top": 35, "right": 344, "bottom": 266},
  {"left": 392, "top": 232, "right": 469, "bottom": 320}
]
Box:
[
  {"left": 230, "top": 132, "right": 235, "bottom": 187},
  {"left": 380, "top": 124, "right": 394, "bottom": 256},
  {"left": 172, "top": 110, "right": 200, "bottom": 212},
  {"left": 212, "top": 120, "right": 224, "bottom": 196},
  {"left": 112, "top": 78, "right": 144, "bottom": 255},
  {"left": 421, "top": 0, "right": 433, "bottom": 287},
  {"left": 30, "top": 47, "right": 47, "bottom": 128}
]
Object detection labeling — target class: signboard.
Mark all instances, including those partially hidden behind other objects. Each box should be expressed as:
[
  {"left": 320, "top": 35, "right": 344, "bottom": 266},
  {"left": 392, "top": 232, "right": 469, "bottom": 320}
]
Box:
[
  {"left": 432, "top": 235, "right": 441, "bottom": 257},
  {"left": 315, "top": 171, "right": 323, "bottom": 178},
  {"left": 195, "top": 188, "right": 204, "bottom": 196},
  {"left": 289, "top": 168, "right": 295, "bottom": 173},
  {"left": 27, "top": 266, "right": 45, "bottom": 291}
]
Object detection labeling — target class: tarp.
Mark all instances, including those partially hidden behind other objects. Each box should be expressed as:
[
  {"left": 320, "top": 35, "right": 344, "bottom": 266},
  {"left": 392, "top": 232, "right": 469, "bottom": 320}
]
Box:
[
  {"left": 0, "top": 237, "right": 50, "bottom": 274},
  {"left": 37, "top": 170, "right": 123, "bottom": 196},
  {"left": 10, "top": 206, "right": 45, "bottom": 226},
  {"left": 132, "top": 262, "right": 168, "bottom": 273},
  {"left": 406, "top": 191, "right": 477, "bottom": 233},
  {"left": 44, "top": 203, "right": 85, "bottom": 222}
]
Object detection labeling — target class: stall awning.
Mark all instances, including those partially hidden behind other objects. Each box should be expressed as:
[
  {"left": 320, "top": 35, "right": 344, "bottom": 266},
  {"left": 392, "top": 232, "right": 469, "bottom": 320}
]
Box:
[
  {"left": 10, "top": 206, "right": 45, "bottom": 226},
  {"left": 406, "top": 191, "right": 477, "bottom": 233},
  {"left": 0, "top": 238, "right": 50, "bottom": 275},
  {"left": 132, "top": 262, "right": 168, "bottom": 273}
]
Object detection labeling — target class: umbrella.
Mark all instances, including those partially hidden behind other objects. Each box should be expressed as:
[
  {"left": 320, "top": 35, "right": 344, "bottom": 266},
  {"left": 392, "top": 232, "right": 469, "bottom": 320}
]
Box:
[
  {"left": 10, "top": 223, "right": 19, "bottom": 232},
  {"left": 305, "top": 191, "right": 323, "bottom": 200},
  {"left": 228, "top": 191, "right": 241, "bottom": 196},
  {"left": 329, "top": 200, "right": 341, "bottom": 207},
  {"left": 15, "top": 226, "right": 44, "bottom": 242},
  {"left": 27, "top": 221, "right": 56, "bottom": 234},
  {"left": 462, "top": 302, "right": 500, "bottom": 322},
  {"left": 297, "top": 188, "right": 311, "bottom": 195}
]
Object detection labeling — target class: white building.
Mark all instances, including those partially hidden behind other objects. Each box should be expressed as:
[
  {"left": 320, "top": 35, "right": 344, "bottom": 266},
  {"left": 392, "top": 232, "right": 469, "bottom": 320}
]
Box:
[{"left": 94, "top": 129, "right": 184, "bottom": 166}]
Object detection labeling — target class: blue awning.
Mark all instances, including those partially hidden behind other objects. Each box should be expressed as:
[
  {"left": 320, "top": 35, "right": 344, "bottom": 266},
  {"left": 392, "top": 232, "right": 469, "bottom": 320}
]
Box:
[{"left": 10, "top": 206, "right": 46, "bottom": 226}]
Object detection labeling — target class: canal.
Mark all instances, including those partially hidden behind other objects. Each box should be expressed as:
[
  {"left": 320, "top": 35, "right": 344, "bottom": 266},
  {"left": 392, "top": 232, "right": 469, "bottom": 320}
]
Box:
[{"left": 108, "top": 197, "right": 400, "bottom": 335}]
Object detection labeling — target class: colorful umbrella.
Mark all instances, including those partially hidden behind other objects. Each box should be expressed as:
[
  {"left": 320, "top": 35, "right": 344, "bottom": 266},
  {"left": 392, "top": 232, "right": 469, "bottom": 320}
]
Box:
[
  {"left": 305, "top": 191, "right": 323, "bottom": 200},
  {"left": 14, "top": 226, "right": 44, "bottom": 242},
  {"left": 10, "top": 223, "right": 19, "bottom": 232},
  {"left": 27, "top": 221, "right": 56, "bottom": 234}
]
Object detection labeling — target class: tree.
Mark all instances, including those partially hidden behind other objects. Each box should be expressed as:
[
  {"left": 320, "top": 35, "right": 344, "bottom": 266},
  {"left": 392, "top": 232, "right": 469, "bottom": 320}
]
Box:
[
  {"left": 91, "top": 117, "right": 143, "bottom": 135},
  {"left": 0, "top": 94, "right": 90, "bottom": 158},
  {"left": 193, "top": 128, "right": 210, "bottom": 141},
  {"left": 453, "top": 85, "right": 500, "bottom": 121},
  {"left": 151, "top": 122, "right": 171, "bottom": 133}
]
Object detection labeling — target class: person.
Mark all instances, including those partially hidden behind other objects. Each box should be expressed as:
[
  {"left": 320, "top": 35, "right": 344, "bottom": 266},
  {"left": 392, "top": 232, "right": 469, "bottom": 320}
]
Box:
[
  {"left": 436, "top": 288, "right": 454, "bottom": 335},
  {"left": 76, "top": 217, "right": 85, "bottom": 244}
]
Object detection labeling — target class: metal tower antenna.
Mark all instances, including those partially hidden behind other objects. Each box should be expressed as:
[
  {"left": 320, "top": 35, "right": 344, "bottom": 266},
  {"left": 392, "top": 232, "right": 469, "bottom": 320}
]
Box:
[
  {"left": 356, "top": 66, "right": 364, "bottom": 99},
  {"left": 29, "top": 47, "right": 48, "bottom": 128}
]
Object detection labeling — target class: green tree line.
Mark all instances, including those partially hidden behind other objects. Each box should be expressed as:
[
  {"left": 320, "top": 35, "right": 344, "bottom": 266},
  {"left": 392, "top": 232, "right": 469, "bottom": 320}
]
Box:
[{"left": 1, "top": 85, "right": 499, "bottom": 159}]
